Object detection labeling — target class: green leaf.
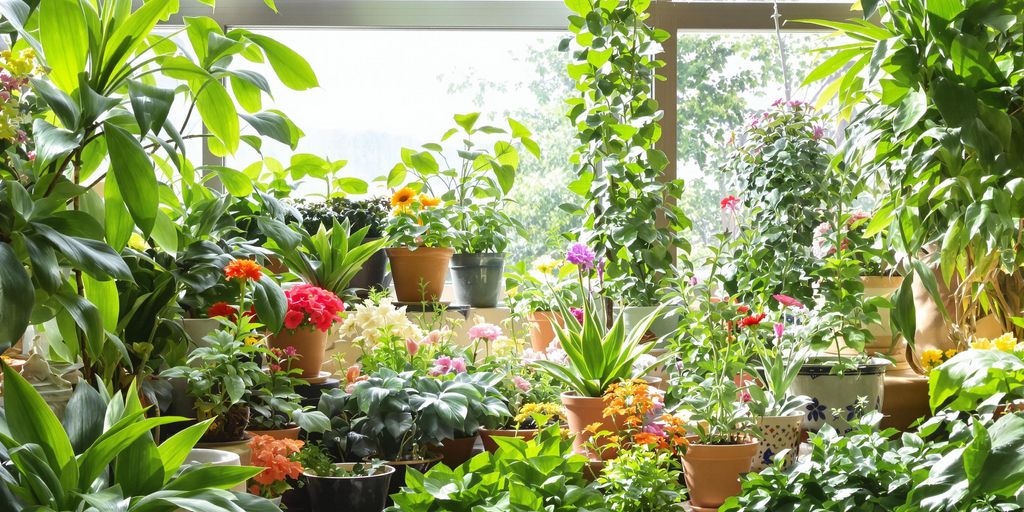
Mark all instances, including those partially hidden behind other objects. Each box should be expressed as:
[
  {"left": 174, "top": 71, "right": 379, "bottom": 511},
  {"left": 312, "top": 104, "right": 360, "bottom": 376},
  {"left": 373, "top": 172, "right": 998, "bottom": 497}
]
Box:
[
  {"left": 33, "top": 118, "right": 81, "bottom": 169},
  {"left": 454, "top": 112, "right": 480, "bottom": 133},
  {"left": 2, "top": 364, "right": 75, "bottom": 472},
  {"left": 253, "top": 275, "right": 285, "bottom": 333},
  {"left": 82, "top": 273, "right": 118, "bottom": 333},
  {"left": 192, "top": 79, "right": 239, "bottom": 154},
  {"left": 128, "top": 80, "right": 175, "bottom": 137},
  {"left": 104, "top": 122, "right": 158, "bottom": 236},
  {"left": 157, "top": 419, "right": 214, "bottom": 484},
  {"left": 30, "top": 78, "right": 80, "bottom": 129},
  {"left": 103, "top": 175, "right": 133, "bottom": 252},
  {"left": 31, "top": 223, "right": 131, "bottom": 280},
  {"left": 931, "top": 77, "right": 976, "bottom": 128},
  {"left": 204, "top": 166, "right": 254, "bottom": 197},
  {"left": 963, "top": 420, "right": 990, "bottom": 481},
  {"left": 891, "top": 272, "right": 917, "bottom": 348},
  {"left": 62, "top": 382, "right": 106, "bottom": 454},
  {"left": 240, "top": 111, "right": 298, "bottom": 149},
  {"left": 243, "top": 33, "right": 318, "bottom": 90},
  {"left": 926, "top": 0, "right": 964, "bottom": 20},
  {"left": 167, "top": 465, "right": 262, "bottom": 491},
  {"left": 38, "top": 0, "right": 89, "bottom": 94},
  {"left": 0, "top": 243, "right": 32, "bottom": 349},
  {"left": 893, "top": 89, "right": 927, "bottom": 135}
]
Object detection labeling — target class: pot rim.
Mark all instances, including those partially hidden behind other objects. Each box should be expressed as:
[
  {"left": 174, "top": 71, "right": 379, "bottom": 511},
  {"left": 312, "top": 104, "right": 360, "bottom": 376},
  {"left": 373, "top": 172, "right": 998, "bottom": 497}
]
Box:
[
  {"left": 384, "top": 453, "right": 443, "bottom": 466},
  {"left": 451, "top": 251, "right": 505, "bottom": 257},
  {"left": 302, "top": 463, "right": 396, "bottom": 480},
  {"left": 757, "top": 411, "right": 805, "bottom": 420},
  {"left": 560, "top": 391, "right": 604, "bottom": 401},
  {"left": 799, "top": 356, "right": 891, "bottom": 375},
  {"left": 480, "top": 427, "right": 540, "bottom": 434},
  {"left": 385, "top": 246, "right": 455, "bottom": 253}
]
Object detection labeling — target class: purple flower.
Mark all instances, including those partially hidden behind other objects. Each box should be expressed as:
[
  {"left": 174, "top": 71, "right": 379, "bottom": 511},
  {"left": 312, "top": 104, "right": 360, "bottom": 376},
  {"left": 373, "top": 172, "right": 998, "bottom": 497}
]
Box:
[
  {"left": 570, "top": 307, "right": 584, "bottom": 324},
  {"left": 689, "top": 276, "right": 699, "bottom": 286},
  {"left": 643, "top": 422, "right": 665, "bottom": 437},
  {"left": 812, "top": 125, "right": 824, "bottom": 140},
  {"left": 566, "top": 243, "right": 596, "bottom": 270}
]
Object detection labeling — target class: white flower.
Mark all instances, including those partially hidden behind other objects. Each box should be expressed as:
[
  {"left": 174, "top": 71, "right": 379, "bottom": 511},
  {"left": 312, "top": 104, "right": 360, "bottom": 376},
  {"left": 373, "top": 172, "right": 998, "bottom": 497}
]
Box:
[{"left": 337, "top": 301, "right": 422, "bottom": 347}]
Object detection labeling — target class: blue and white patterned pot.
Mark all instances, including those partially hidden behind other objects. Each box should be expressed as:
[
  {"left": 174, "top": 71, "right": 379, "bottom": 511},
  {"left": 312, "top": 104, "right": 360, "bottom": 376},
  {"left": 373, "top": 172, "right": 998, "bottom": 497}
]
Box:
[{"left": 788, "top": 356, "right": 889, "bottom": 434}]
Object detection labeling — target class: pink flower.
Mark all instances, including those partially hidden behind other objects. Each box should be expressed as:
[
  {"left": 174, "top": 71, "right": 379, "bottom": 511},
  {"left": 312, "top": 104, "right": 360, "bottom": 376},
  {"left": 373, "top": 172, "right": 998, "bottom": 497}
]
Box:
[
  {"left": 467, "top": 323, "right": 502, "bottom": 342},
  {"left": 569, "top": 307, "right": 584, "bottom": 324},
  {"left": 422, "top": 330, "right": 444, "bottom": 345},
  {"left": 739, "top": 389, "right": 752, "bottom": 402},
  {"left": 283, "top": 346, "right": 298, "bottom": 357},
  {"left": 772, "top": 294, "right": 805, "bottom": 309},
  {"left": 720, "top": 195, "right": 740, "bottom": 211},
  {"left": 451, "top": 357, "right": 467, "bottom": 374},
  {"left": 406, "top": 338, "right": 419, "bottom": 356},
  {"left": 774, "top": 322, "right": 784, "bottom": 339},
  {"left": 26, "top": 151, "right": 35, "bottom": 161},
  {"left": 512, "top": 376, "right": 531, "bottom": 393},
  {"left": 812, "top": 125, "right": 824, "bottom": 140}
]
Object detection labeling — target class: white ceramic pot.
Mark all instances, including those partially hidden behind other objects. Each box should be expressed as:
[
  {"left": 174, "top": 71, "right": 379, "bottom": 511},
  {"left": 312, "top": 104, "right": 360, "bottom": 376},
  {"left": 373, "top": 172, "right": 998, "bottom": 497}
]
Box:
[
  {"left": 182, "top": 448, "right": 244, "bottom": 492},
  {"left": 619, "top": 305, "right": 678, "bottom": 339},
  {"left": 789, "top": 356, "right": 889, "bottom": 434},
  {"left": 754, "top": 413, "right": 803, "bottom": 471}
]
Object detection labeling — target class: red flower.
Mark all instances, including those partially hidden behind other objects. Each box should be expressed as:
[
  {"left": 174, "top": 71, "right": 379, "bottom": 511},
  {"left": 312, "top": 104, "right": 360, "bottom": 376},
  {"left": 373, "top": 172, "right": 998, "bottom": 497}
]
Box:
[
  {"left": 772, "top": 294, "right": 805, "bottom": 309},
  {"left": 280, "top": 284, "right": 345, "bottom": 333},
  {"left": 720, "top": 195, "right": 740, "bottom": 211},
  {"left": 283, "top": 310, "right": 305, "bottom": 330},
  {"left": 739, "top": 313, "right": 766, "bottom": 328},
  {"left": 737, "top": 305, "right": 750, "bottom": 314},
  {"left": 224, "top": 259, "right": 263, "bottom": 281},
  {"left": 207, "top": 301, "right": 237, "bottom": 319}
]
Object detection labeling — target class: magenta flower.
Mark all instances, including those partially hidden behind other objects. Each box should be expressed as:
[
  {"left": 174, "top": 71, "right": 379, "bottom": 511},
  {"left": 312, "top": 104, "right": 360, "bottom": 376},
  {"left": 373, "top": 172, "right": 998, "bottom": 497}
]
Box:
[
  {"left": 812, "top": 125, "right": 824, "bottom": 140},
  {"left": 570, "top": 307, "right": 584, "bottom": 324},
  {"left": 774, "top": 322, "right": 784, "bottom": 339},
  {"left": 451, "top": 357, "right": 467, "bottom": 374},
  {"left": 566, "top": 243, "right": 596, "bottom": 270},
  {"left": 772, "top": 294, "right": 806, "bottom": 309}
]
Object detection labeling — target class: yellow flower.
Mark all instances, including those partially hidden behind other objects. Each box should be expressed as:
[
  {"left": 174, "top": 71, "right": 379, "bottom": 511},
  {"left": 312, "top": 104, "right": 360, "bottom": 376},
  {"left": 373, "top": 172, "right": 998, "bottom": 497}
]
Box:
[
  {"left": 505, "top": 286, "right": 519, "bottom": 298},
  {"left": 944, "top": 349, "right": 959, "bottom": 359},
  {"left": 390, "top": 187, "right": 416, "bottom": 207},
  {"left": 127, "top": 232, "right": 149, "bottom": 252},
  {"left": 418, "top": 194, "right": 441, "bottom": 207},
  {"left": 244, "top": 336, "right": 261, "bottom": 346},
  {"left": 532, "top": 255, "right": 561, "bottom": 274},
  {"left": 994, "top": 333, "right": 1017, "bottom": 352},
  {"left": 920, "top": 349, "right": 944, "bottom": 372},
  {"left": 970, "top": 337, "right": 994, "bottom": 350}
]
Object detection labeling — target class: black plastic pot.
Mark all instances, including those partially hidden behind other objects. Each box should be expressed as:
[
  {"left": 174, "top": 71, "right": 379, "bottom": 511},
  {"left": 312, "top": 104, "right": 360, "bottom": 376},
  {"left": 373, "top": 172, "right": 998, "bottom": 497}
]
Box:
[
  {"left": 349, "top": 245, "right": 389, "bottom": 299},
  {"left": 305, "top": 463, "right": 396, "bottom": 512},
  {"left": 450, "top": 252, "right": 504, "bottom": 308}
]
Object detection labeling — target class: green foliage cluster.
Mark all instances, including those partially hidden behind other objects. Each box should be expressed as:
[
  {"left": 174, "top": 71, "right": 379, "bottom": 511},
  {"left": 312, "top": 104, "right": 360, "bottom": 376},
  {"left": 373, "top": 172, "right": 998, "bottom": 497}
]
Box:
[
  {"left": 386, "top": 424, "right": 609, "bottom": 512},
  {"left": 597, "top": 446, "right": 686, "bottom": 511},
  {"left": 563, "top": 0, "right": 689, "bottom": 305}
]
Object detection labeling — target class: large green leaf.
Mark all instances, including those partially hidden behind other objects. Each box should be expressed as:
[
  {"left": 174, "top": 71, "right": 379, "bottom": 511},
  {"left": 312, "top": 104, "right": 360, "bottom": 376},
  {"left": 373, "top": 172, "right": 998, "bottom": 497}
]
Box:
[
  {"left": 156, "top": 419, "right": 213, "bottom": 484},
  {"left": 242, "top": 33, "right": 319, "bottom": 90},
  {"left": 128, "top": 80, "right": 175, "bottom": 137},
  {"left": 83, "top": 273, "right": 119, "bottom": 333},
  {"left": 30, "top": 78, "right": 80, "bottom": 129},
  {"left": 100, "top": 0, "right": 178, "bottom": 88},
  {"left": 62, "top": 383, "right": 106, "bottom": 454},
  {"left": 33, "top": 118, "right": 81, "bottom": 169},
  {"left": 77, "top": 414, "right": 183, "bottom": 490},
  {"left": 0, "top": 243, "right": 33, "bottom": 349},
  {"left": 192, "top": 79, "right": 239, "bottom": 154},
  {"left": 252, "top": 275, "right": 285, "bottom": 333},
  {"left": 1, "top": 364, "right": 75, "bottom": 473},
  {"left": 103, "top": 175, "right": 133, "bottom": 252},
  {"left": 166, "top": 465, "right": 262, "bottom": 491},
  {"left": 31, "top": 223, "right": 131, "bottom": 280},
  {"left": 104, "top": 122, "right": 158, "bottom": 236},
  {"left": 38, "top": 0, "right": 89, "bottom": 94}
]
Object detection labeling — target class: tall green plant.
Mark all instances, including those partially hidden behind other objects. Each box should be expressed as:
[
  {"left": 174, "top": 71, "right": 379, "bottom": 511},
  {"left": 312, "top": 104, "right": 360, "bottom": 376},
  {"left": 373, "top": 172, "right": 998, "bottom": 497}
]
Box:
[
  {"left": 804, "top": 0, "right": 1024, "bottom": 344},
  {"left": 0, "top": 0, "right": 314, "bottom": 378},
  {"left": 563, "top": 0, "right": 690, "bottom": 305},
  {"left": 0, "top": 364, "right": 273, "bottom": 511}
]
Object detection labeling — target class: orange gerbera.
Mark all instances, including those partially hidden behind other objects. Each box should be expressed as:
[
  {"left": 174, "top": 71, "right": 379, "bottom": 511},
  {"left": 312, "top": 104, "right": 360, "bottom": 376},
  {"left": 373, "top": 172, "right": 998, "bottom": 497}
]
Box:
[
  {"left": 391, "top": 187, "right": 416, "bottom": 207},
  {"left": 418, "top": 194, "right": 441, "bottom": 207},
  {"left": 224, "top": 259, "right": 263, "bottom": 281}
]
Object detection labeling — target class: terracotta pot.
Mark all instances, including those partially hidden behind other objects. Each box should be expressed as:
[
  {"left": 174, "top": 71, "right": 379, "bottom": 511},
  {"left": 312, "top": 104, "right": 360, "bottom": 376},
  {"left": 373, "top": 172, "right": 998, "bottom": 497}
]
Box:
[
  {"left": 753, "top": 414, "right": 802, "bottom": 471},
  {"left": 561, "top": 392, "right": 618, "bottom": 459},
  {"left": 528, "top": 311, "right": 563, "bottom": 352},
  {"left": 479, "top": 428, "right": 537, "bottom": 453},
  {"left": 246, "top": 424, "right": 301, "bottom": 440},
  {"left": 436, "top": 435, "right": 478, "bottom": 468},
  {"left": 681, "top": 439, "right": 759, "bottom": 511},
  {"left": 386, "top": 246, "right": 454, "bottom": 303},
  {"left": 197, "top": 404, "right": 250, "bottom": 443},
  {"left": 583, "top": 459, "right": 604, "bottom": 481},
  {"left": 270, "top": 327, "right": 329, "bottom": 379}
]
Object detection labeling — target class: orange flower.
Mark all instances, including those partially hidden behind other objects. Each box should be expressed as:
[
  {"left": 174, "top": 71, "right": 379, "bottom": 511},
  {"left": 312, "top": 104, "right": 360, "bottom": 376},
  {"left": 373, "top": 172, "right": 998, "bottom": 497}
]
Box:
[
  {"left": 224, "top": 259, "right": 263, "bottom": 281},
  {"left": 391, "top": 187, "right": 416, "bottom": 207},
  {"left": 418, "top": 194, "right": 441, "bottom": 207},
  {"left": 249, "top": 435, "right": 304, "bottom": 486}
]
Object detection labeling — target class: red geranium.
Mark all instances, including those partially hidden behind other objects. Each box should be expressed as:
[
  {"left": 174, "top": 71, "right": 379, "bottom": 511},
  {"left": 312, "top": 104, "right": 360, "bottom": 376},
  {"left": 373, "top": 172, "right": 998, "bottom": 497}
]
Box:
[
  {"left": 282, "top": 284, "right": 345, "bottom": 333},
  {"left": 207, "top": 301, "right": 237, "bottom": 319},
  {"left": 738, "top": 313, "right": 766, "bottom": 328}
]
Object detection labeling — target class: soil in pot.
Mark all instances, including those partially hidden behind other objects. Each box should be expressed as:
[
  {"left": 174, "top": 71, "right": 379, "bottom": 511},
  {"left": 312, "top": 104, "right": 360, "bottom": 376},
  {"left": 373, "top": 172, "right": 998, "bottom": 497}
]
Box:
[
  {"left": 681, "top": 439, "right": 759, "bottom": 511},
  {"left": 197, "top": 404, "right": 250, "bottom": 443},
  {"left": 561, "top": 392, "right": 619, "bottom": 459},
  {"left": 270, "top": 327, "right": 329, "bottom": 379},
  {"left": 305, "top": 463, "right": 396, "bottom": 512},
  {"left": 479, "top": 428, "right": 537, "bottom": 453},
  {"left": 437, "top": 435, "right": 478, "bottom": 468},
  {"left": 528, "top": 311, "right": 563, "bottom": 352},
  {"left": 386, "top": 247, "right": 453, "bottom": 303},
  {"left": 450, "top": 252, "right": 505, "bottom": 308},
  {"left": 753, "top": 414, "right": 802, "bottom": 471}
]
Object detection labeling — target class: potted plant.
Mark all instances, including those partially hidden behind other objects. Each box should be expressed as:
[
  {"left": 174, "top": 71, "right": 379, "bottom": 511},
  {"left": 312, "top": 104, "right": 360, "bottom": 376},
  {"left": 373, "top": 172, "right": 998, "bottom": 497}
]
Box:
[
  {"left": 246, "top": 345, "right": 330, "bottom": 439},
  {"left": 294, "top": 442, "right": 395, "bottom": 512},
  {"left": 315, "top": 370, "right": 444, "bottom": 498},
  {"left": 383, "top": 187, "right": 457, "bottom": 303},
  {"left": 413, "top": 371, "right": 510, "bottom": 468},
  {"left": 745, "top": 313, "right": 811, "bottom": 471},
  {"left": 563, "top": 0, "right": 686, "bottom": 336},
  {"left": 262, "top": 217, "right": 390, "bottom": 303},
  {"left": 927, "top": 334, "right": 1023, "bottom": 415},
  {"left": 669, "top": 235, "right": 764, "bottom": 511},
  {"left": 532, "top": 243, "right": 660, "bottom": 456},
  {"left": 296, "top": 197, "right": 392, "bottom": 296},
  {"left": 269, "top": 283, "right": 346, "bottom": 380},
  {"left": 505, "top": 256, "right": 578, "bottom": 352},
  {"left": 791, "top": 210, "right": 891, "bottom": 434},
  {"left": 248, "top": 434, "right": 305, "bottom": 505}
]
